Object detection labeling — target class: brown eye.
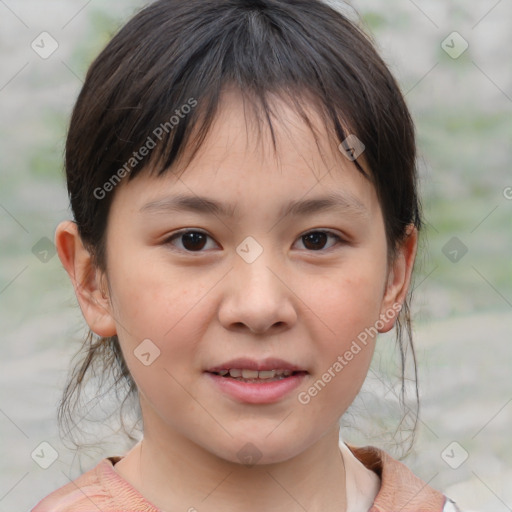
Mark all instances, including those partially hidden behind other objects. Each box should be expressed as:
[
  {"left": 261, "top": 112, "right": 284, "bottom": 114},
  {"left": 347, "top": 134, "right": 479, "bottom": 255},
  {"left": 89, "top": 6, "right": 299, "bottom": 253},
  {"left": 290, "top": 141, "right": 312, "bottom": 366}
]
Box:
[
  {"left": 298, "top": 231, "right": 343, "bottom": 251},
  {"left": 165, "top": 230, "right": 217, "bottom": 252}
]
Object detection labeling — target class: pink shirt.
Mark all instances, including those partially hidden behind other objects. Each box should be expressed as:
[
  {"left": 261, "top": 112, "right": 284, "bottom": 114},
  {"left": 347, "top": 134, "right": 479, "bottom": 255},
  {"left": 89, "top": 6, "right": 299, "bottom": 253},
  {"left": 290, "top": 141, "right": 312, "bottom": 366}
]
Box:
[{"left": 31, "top": 443, "right": 455, "bottom": 512}]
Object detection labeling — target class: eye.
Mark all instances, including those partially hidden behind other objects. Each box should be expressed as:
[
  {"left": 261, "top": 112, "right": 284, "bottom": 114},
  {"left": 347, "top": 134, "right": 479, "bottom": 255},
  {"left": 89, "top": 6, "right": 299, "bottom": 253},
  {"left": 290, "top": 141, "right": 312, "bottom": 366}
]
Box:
[
  {"left": 164, "top": 229, "right": 219, "bottom": 253},
  {"left": 164, "top": 229, "right": 345, "bottom": 254},
  {"left": 294, "top": 230, "right": 344, "bottom": 252}
]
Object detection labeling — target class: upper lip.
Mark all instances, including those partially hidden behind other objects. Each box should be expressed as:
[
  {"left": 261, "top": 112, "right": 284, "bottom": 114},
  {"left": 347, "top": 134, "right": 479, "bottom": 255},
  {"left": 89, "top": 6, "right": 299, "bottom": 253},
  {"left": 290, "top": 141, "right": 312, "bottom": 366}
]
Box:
[{"left": 206, "top": 357, "right": 307, "bottom": 373}]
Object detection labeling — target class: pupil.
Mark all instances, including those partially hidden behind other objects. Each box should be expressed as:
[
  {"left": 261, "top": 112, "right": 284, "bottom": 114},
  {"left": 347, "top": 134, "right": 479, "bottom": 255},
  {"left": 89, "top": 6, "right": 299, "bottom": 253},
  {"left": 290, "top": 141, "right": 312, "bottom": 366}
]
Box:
[
  {"left": 304, "top": 232, "right": 327, "bottom": 250},
  {"left": 180, "top": 232, "right": 327, "bottom": 251},
  {"left": 182, "top": 232, "right": 206, "bottom": 251}
]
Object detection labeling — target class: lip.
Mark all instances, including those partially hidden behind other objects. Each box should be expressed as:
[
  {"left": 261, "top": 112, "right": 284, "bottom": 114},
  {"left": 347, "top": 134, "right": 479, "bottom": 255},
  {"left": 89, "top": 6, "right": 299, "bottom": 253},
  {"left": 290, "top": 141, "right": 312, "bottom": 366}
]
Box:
[
  {"left": 206, "top": 357, "right": 306, "bottom": 373},
  {"left": 205, "top": 357, "right": 308, "bottom": 404},
  {"left": 205, "top": 371, "right": 308, "bottom": 404}
]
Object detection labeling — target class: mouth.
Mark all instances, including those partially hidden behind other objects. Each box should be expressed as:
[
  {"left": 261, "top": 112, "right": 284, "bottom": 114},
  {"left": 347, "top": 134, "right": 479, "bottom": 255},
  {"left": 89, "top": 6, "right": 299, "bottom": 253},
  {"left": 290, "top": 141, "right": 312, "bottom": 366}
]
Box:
[
  {"left": 207, "top": 368, "right": 307, "bottom": 383},
  {"left": 205, "top": 358, "right": 309, "bottom": 384}
]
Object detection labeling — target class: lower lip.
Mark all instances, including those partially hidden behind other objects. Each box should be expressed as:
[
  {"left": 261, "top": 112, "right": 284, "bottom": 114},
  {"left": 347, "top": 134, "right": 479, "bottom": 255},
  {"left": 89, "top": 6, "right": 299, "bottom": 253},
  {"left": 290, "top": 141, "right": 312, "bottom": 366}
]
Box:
[{"left": 205, "top": 372, "right": 307, "bottom": 404}]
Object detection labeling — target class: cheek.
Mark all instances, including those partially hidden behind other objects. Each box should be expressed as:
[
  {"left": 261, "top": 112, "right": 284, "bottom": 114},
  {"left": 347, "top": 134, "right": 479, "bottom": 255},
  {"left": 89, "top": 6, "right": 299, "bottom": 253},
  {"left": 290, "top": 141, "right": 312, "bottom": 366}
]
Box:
[
  {"left": 107, "top": 254, "right": 219, "bottom": 375},
  {"left": 297, "top": 264, "right": 386, "bottom": 405},
  {"left": 107, "top": 265, "right": 215, "bottom": 410},
  {"left": 109, "top": 250, "right": 196, "bottom": 335},
  {"left": 308, "top": 264, "right": 387, "bottom": 342}
]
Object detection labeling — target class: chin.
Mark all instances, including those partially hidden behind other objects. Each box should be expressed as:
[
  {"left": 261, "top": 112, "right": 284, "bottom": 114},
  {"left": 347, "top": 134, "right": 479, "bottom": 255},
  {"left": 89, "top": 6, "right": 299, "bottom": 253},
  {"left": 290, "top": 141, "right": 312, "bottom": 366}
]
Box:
[{"left": 206, "top": 433, "right": 310, "bottom": 467}]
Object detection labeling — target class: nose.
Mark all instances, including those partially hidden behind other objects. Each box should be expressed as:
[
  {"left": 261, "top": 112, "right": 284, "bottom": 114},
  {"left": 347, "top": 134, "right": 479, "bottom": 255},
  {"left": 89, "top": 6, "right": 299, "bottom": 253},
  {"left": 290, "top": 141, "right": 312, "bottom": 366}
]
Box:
[{"left": 217, "top": 251, "right": 298, "bottom": 335}]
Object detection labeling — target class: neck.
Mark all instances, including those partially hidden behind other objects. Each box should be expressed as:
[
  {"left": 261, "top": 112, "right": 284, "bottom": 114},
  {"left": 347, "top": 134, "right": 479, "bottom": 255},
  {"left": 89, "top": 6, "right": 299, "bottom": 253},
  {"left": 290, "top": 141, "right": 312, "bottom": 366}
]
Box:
[{"left": 115, "top": 419, "right": 347, "bottom": 512}]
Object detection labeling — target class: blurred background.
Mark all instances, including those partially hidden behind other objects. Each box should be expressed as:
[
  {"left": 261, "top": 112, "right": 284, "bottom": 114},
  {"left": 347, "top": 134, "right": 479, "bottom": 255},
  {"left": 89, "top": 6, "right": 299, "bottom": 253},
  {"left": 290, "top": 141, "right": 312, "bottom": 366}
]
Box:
[{"left": 0, "top": 1, "right": 510, "bottom": 510}]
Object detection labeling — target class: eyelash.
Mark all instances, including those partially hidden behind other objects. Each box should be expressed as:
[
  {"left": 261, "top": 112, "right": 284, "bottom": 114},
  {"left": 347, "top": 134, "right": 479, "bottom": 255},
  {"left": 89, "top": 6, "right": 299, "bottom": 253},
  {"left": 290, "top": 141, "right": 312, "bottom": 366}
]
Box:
[{"left": 163, "top": 229, "right": 346, "bottom": 254}]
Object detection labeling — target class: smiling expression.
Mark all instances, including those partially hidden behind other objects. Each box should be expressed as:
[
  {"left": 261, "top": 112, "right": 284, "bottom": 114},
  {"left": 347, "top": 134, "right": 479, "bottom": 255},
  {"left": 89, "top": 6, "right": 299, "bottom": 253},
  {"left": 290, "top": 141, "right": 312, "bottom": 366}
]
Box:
[{"left": 81, "top": 89, "right": 410, "bottom": 465}]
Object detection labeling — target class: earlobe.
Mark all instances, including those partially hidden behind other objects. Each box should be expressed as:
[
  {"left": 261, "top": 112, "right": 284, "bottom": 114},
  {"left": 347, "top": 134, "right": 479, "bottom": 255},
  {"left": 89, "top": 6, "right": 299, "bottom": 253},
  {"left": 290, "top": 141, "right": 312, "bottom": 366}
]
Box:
[
  {"left": 378, "top": 225, "right": 418, "bottom": 333},
  {"left": 55, "top": 221, "right": 117, "bottom": 337}
]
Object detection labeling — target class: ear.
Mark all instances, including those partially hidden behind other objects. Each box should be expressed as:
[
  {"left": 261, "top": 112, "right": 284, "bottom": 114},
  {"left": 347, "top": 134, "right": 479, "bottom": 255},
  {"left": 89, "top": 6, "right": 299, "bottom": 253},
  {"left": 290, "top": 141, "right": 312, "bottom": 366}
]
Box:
[
  {"left": 55, "top": 220, "right": 117, "bottom": 337},
  {"left": 378, "top": 225, "right": 418, "bottom": 333}
]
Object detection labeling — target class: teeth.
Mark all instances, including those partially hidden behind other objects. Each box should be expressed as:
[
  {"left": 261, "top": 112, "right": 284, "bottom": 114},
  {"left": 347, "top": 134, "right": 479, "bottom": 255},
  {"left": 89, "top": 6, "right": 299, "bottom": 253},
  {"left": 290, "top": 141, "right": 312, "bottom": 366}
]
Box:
[
  {"left": 258, "top": 370, "right": 276, "bottom": 379},
  {"left": 219, "top": 369, "right": 295, "bottom": 379},
  {"left": 241, "top": 369, "right": 259, "bottom": 379}
]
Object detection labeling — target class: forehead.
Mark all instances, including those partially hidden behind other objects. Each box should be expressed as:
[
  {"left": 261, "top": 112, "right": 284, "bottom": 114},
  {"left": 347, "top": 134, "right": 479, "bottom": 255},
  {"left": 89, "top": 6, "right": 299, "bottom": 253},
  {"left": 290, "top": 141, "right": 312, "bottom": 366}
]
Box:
[
  {"left": 179, "top": 87, "right": 363, "bottom": 177},
  {"left": 113, "top": 89, "right": 380, "bottom": 219}
]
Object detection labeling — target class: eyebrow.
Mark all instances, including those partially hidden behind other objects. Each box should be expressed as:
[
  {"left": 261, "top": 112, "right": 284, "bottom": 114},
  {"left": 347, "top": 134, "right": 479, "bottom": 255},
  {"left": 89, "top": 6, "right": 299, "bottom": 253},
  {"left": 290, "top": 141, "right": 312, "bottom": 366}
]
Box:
[{"left": 139, "top": 191, "right": 368, "bottom": 219}]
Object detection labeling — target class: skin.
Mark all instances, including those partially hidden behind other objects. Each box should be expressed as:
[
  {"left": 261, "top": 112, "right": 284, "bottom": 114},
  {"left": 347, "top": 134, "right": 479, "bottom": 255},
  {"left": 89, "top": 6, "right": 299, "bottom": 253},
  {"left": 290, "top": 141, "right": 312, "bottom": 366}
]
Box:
[{"left": 55, "top": 90, "right": 417, "bottom": 512}]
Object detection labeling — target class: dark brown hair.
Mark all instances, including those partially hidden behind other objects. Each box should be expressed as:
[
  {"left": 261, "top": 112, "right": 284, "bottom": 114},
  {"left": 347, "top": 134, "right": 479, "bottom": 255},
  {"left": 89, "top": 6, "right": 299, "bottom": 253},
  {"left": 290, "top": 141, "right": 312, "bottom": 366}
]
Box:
[{"left": 58, "top": 0, "right": 422, "bottom": 450}]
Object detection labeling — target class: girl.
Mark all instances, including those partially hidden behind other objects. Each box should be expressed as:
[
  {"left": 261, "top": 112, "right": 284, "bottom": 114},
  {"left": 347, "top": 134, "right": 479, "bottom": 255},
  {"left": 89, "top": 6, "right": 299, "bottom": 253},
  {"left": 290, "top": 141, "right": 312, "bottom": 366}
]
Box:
[{"left": 32, "top": 0, "right": 463, "bottom": 510}]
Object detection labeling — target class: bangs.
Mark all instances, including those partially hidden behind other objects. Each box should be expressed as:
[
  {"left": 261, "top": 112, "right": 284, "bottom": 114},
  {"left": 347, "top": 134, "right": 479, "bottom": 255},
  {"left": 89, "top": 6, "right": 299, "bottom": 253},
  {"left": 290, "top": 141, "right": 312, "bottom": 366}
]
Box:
[
  {"left": 83, "top": 1, "right": 377, "bottom": 182},
  {"left": 60, "top": 0, "right": 422, "bottom": 451},
  {"left": 67, "top": 0, "right": 419, "bottom": 258}
]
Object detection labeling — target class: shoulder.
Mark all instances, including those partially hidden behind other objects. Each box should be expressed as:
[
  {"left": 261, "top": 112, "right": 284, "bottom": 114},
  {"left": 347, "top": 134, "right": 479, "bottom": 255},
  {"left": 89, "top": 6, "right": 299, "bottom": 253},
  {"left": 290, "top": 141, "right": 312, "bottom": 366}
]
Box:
[
  {"left": 346, "top": 444, "right": 463, "bottom": 512},
  {"left": 30, "top": 457, "right": 158, "bottom": 512},
  {"left": 31, "top": 458, "right": 111, "bottom": 512}
]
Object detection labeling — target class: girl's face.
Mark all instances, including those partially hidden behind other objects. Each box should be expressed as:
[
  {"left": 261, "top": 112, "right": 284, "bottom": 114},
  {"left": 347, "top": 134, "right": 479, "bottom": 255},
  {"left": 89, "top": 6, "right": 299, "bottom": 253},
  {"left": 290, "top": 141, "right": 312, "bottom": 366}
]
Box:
[{"left": 66, "top": 91, "right": 415, "bottom": 465}]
